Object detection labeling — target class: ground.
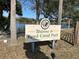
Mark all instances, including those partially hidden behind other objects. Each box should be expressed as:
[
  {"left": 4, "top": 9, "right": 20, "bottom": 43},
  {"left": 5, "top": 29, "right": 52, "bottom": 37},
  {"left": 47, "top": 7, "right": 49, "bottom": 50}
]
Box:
[{"left": 0, "top": 37, "right": 79, "bottom": 59}]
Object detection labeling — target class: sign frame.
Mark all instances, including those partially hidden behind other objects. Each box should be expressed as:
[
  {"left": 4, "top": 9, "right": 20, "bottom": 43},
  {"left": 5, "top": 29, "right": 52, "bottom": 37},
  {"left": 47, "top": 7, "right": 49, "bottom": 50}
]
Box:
[{"left": 25, "top": 24, "right": 61, "bottom": 43}]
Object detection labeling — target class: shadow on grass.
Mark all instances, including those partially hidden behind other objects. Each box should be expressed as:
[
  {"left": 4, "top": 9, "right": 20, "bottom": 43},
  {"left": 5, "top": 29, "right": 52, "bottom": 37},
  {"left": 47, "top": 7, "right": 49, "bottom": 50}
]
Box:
[{"left": 23, "top": 42, "right": 50, "bottom": 59}]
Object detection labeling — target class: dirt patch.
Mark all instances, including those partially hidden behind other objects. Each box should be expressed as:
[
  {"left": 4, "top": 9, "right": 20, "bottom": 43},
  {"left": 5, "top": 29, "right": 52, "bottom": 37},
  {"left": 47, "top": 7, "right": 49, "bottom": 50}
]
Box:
[{"left": 0, "top": 38, "right": 79, "bottom": 59}]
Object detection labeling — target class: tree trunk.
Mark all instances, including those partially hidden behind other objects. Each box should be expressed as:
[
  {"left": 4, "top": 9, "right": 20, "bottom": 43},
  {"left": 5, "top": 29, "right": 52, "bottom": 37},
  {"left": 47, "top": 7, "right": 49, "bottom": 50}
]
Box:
[
  {"left": 36, "top": 9, "right": 40, "bottom": 24},
  {"left": 36, "top": 0, "right": 40, "bottom": 24},
  {"left": 58, "top": 0, "right": 63, "bottom": 25},
  {"left": 10, "top": 0, "right": 17, "bottom": 45}
]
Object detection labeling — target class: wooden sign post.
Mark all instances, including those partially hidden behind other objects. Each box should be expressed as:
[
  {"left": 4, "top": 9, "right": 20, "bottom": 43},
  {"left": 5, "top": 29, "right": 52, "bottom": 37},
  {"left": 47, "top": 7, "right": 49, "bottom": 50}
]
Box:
[{"left": 75, "top": 21, "right": 79, "bottom": 45}]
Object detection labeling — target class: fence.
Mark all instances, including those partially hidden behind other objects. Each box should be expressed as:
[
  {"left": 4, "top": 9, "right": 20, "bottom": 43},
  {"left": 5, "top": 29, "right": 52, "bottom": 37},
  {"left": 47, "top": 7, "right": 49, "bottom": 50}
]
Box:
[{"left": 61, "top": 28, "right": 75, "bottom": 45}]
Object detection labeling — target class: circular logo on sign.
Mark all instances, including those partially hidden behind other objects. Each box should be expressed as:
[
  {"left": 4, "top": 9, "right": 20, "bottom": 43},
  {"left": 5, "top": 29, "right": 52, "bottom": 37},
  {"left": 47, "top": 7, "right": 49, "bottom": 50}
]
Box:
[{"left": 40, "top": 18, "right": 50, "bottom": 30}]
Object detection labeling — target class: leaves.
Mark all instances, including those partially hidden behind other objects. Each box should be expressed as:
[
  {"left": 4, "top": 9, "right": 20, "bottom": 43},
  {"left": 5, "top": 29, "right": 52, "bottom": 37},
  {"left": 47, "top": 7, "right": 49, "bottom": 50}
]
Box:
[
  {"left": 0, "top": 0, "right": 22, "bottom": 16},
  {"left": 16, "top": 0, "right": 22, "bottom": 16}
]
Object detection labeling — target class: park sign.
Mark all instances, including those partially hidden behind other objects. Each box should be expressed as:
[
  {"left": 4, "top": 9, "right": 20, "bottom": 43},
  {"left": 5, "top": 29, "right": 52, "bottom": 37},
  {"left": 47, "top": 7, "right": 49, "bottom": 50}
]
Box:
[{"left": 25, "top": 18, "right": 61, "bottom": 43}]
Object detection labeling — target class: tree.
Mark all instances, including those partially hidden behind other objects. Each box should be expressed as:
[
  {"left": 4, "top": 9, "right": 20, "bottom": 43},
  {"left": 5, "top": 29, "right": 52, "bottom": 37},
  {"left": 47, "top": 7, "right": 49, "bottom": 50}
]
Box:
[
  {"left": 22, "top": 0, "right": 59, "bottom": 21},
  {"left": 10, "top": 0, "right": 17, "bottom": 45},
  {"left": 41, "top": 0, "right": 57, "bottom": 17},
  {"left": 5, "top": 0, "right": 22, "bottom": 32},
  {"left": 21, "top": 0, "right": 41, "bottom": 24},
  {"left": 63, "top": 0, "right": 79, "bottom": 28},
  {"left": 58, "top": 0, "right": 63, "bottom": 25},
  {"left": 20, "top": 0, "right": 79, "bottom": 25},
  {"left": 0, "top": 0, "right": 5, "bottom": 30},
  {"left": 35, "top": 0, "right": 41, "bottom": 24},
  {"left": 0, "top": 0, "right": 22, "bottom": 31}
]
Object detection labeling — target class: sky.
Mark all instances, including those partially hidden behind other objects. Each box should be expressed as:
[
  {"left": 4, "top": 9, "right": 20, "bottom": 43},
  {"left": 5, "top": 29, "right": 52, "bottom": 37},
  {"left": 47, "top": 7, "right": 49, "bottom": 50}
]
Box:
[
  {"left": 3, "top": 8, "right": 36, "bottom": 19},
  {"left": 3, "top": 1, "right": 44, "bottom": 19}
]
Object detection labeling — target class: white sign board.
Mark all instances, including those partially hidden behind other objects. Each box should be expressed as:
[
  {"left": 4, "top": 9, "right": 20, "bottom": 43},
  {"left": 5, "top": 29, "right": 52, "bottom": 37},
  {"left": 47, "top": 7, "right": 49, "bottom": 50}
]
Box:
[{"left": 25, "top": 25, "right": 61, "bottom": 43}]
